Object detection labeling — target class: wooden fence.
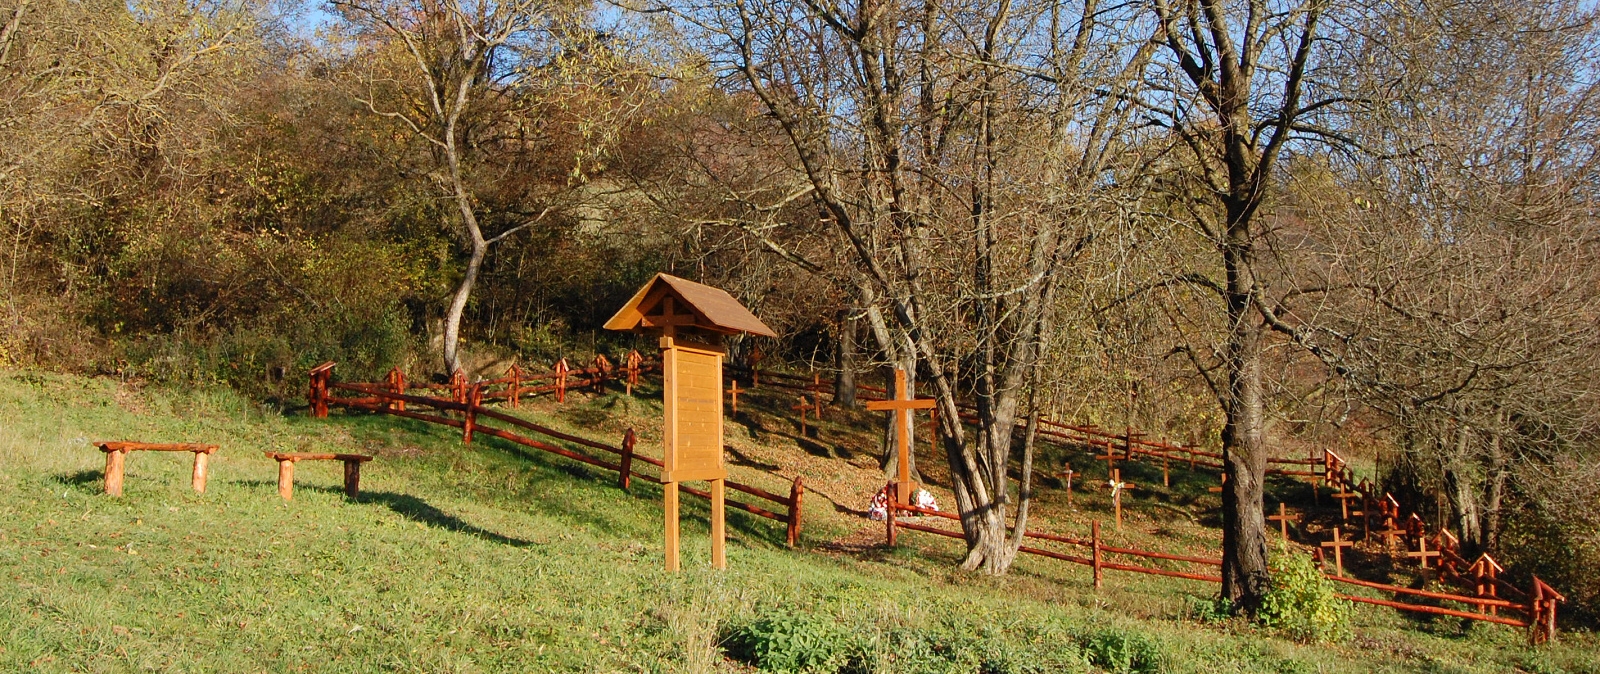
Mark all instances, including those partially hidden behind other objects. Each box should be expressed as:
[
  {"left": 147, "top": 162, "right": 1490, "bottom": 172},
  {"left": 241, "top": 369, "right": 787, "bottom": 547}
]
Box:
[
  {"left": 307, "top": 361, "right": 806, "bottom": 547},
  {"left": 883, "top": 494, "right": 1559, "bottom": 643},
  {"left": 743, "top": 365, "right": 1564, "bottom": 643}
]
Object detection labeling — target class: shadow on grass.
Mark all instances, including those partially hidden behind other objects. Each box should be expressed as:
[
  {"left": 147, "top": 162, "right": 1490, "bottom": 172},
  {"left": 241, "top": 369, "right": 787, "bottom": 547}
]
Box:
[
  {"left": 231, "top": 479, "right": 540, "bottom": 547},
  {"left": 56, "top": 470, "right": 104, "bottom": 493}
]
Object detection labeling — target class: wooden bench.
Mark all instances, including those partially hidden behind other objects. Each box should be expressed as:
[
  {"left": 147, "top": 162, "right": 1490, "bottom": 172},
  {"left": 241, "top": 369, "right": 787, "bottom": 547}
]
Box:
[
  {"left": 96, "top": 442, "right": 219, "bottom": 496},
  {"left": 264, "top": 452, "right": 373, "bottom": 500}
]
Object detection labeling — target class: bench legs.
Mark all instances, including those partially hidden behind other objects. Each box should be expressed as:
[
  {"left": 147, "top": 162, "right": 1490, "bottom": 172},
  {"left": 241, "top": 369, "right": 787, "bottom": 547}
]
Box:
[
  {"left": 104, "top": 449, "right": 127, "bottom": 496},
  {"left": 277, "top": 459, "right": 295, "bottom": 500},
  {"left": 343, "top": 459, "right": 361, "bottom": 498}
]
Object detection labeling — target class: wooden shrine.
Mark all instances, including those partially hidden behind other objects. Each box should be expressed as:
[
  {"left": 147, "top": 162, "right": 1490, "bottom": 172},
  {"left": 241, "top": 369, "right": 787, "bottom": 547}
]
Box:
[
  {"left": 604, "top": 273, "right": 776, "bottom": 571},
  {"left": 865, "top": 368, "right": 935, "bottom": 505}
]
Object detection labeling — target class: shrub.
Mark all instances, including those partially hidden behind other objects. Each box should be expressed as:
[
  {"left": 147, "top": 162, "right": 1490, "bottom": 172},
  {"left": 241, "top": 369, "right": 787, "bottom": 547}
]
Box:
[
  {"left": 1184, "top": 594, "right": 1234, "bottom": 624},
  {"left": 723, "top": 609, "right": 852, "bottom": 673},
  {"left": 1078, "top": 627, "right": 1163, "bottom": 674},
  {"left": 1257, "top": 543, "right": 1351, "bottom": 643}
]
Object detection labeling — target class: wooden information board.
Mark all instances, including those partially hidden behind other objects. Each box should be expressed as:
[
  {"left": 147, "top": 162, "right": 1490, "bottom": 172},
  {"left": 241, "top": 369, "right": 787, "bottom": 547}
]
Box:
[
  {"left": 604, "top": 273, "right": 775, "bottom": 572},
  {"left": 662, "top": 338, "right": 727, "bottom": 483}
]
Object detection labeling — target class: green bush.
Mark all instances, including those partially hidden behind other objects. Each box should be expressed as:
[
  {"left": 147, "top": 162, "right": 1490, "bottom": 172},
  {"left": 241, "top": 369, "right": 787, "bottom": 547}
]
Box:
[
  {"left": 723, "top": 609, "right": 852, "bottom": 673},
  {"left": 1078, "top": 628, "right": 1163, "bottom": 674},
  {"left": 1183, "top": 594, "right": 1234, "bottom": 624},
  {"left": 1257, "top": 543, "right": 1351, "bottom": 643}
]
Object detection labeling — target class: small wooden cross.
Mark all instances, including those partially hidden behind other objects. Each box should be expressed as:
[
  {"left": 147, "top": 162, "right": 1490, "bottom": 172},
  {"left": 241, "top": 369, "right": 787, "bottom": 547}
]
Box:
[
  {"left": 1332, "top": 489, "right": 1362, "bottom": 521},
  {"left": 624, "top": 349, "right": 642, "bottom": 395},
  {"left": 1055, "top": 464, "right": 1075, "bottom": 507},
  {"left": 808, "top": 373, "right": 826, "bottom": 419},
  {"left": 727, "top": 380, "right": 744, "bottom": 415},
  {"left": 1375, "top": 518, "right": 1406, "bottom": 554},
  {"left": 1095, "top": 441, "right": 1118, "bottom": 473},
  {"left": 792, "top": 397, "right": 814, "bottom": 437},
  {"left": 1320, "top": 526, "right": 1355, "bottom": 577},
  {"left": 748, "top": 347, "right": 763, "bottom": 386},
  {"left": 1105, "top": 468, "right": 1136, "bottom": 532},
  {"left": 1406, "top": 536, "right": 1440, "bottom": 569},
  {"left": 1267, "top": 502, "right": 1297, "bottom": 539}
]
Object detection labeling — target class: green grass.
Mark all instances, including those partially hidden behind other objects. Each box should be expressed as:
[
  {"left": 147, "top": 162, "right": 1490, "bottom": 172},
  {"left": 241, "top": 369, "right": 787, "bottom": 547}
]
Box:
[{"left": 1, "top": 369, "right": 1596, "bottom": 673}]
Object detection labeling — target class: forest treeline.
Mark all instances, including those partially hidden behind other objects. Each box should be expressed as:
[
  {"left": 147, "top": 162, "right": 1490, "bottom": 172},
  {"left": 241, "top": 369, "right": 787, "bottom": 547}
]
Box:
[{"left": 3, "top": 0, "right": 1598, "bottom": 620}]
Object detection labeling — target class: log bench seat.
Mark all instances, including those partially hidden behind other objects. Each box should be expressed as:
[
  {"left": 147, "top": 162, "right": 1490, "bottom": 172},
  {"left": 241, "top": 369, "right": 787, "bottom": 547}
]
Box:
[
  {"left": 264, "top": 452, "right": 374, "bottom": 500},
  {"left": 96, "top": 442, "right": 220, "bottom": 496}
]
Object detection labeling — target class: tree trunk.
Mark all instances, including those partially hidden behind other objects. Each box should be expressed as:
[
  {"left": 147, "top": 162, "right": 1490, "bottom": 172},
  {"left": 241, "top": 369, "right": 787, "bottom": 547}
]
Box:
[
  {"left": 1220, "top": 233, "right": 1272, "bottom": 613},
  {"left": 442, "top": 238, "right": 486, "bottom": 375},
  {"left": 834, "top": 313, "right": 858, "bottom": 407}
]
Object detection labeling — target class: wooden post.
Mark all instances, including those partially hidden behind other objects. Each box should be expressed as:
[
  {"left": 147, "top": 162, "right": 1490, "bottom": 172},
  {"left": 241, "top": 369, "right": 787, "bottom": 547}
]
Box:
[
  {"left": 191, "top": 450, "right": 209, "bottom": 493},
  {"left": 727, "top": 380, "right": 743, "bottom": 415},
  {"left": 1058, "top": 464, "right": 1075, "bottom": 507},
  {"left": 1092, "top": 520, "right": 1103, "bottom": 589},
  {"left": 1320, "top": 526, "right": 1354, "bottom": 576},
  {"left": 810, "top": 373, "right": 825, "bottom": 419},
  {"left": 625, "top": 350, "right": 642, "bottom": 395},
  {"left": 664, "top": 480, "right": 680, "bottom": 572},
  {"left": 711, "top": 478, "right": 726, "bottom": 569},
  {"left": 786, "top": 477, "right": 804, "bottom": 548},
  {"left": 886, "top": 484, "right": 898, "bottom": 546},
  {"left": 104, "top": 448, "right": 126, "bottom": 496},
  {"left": 308, "top": 362, "right": 335, "bottom": 418},
  {"left": 507, "top": 364, "right": 521, "bottom": 408},
  {"left": 277, "top": 458, "right": 295, "bottom": 500},
  {"left": 554, "top": 358, "right": 569, "bottom": 404},
  {"left": 594, "top": 354, "right": 612, "bottom": 393},
  {"left": 618, "top": 429, "right": 636, "bottom": 490},
  {"left": 1470, "top": 554, "right": 1503, "bottom": 616},
  {"left": 748, "top": 347, "right": 762, "bottom": 386},
  {"left": 1162, "top": 456, "right": 1170, "bottom": 487},
  {"left": 463, "top": 383, "right": 482, "bottom": 443},
  {"left": 387, "top": 367, "right": 407, "bottom": 411},
  {"left": 450, "top": 369, "right": 466, "bottom": 405},
  {"left": 343, "top": 459, "right": 361, "bottom": 498}
]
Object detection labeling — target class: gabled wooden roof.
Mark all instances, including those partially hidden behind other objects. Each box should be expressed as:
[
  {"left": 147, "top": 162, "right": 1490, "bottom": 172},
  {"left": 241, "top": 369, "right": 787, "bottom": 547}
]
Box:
[{"left": 603, "top": 273, "right": 777, "bottom": 337}]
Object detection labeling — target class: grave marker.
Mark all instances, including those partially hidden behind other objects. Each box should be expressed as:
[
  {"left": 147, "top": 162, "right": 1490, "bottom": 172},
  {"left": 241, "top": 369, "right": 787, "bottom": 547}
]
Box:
[
  {"left": 1321, "top": 526, "right": 1354, "bottom": 576},
  {"left": 865, "top": 368, "right": 935, "bottom": 505},
  {"left": 605, "top": 273, "right": 776, "bottom": 572}
]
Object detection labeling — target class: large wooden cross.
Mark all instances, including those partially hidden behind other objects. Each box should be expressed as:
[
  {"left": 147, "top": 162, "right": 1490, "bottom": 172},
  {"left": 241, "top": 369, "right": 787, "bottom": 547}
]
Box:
[{"left": 865, "top": 368, "right": 935, "bottom": 505}]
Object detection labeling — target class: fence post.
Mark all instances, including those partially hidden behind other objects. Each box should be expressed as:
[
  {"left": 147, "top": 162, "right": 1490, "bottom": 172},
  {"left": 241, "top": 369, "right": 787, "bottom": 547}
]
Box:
[
  {"left": 1092, "top": 520, "right": 1103, "bottom": 589},
  {"left": 451, "top": 369, "right": 466, "bottom": 405},
  {"left": 387, "top": 367, "right": 406, "bottom": 411},
  {"left": 508, "top": 364, "right": 521, "bottom": 409},
  {"left": 308, "top": 363, "right": 334, "bottom": 418},
  {"left": 618, "top": 429, "right": 635, "bottom": 490},
  {"left": 594, "top": 354, "right": 612, "bottom": 393},
  {"left": 554, "top": 358, "right": 569, "bottom": 403},
  {"left": 786, "top": 476, "right": 805, "bottom": 548},
  {"left": 885, "top": 483, "right": 898, "bottom": 547},
  {"left": 464, "top": 383, "right": 482, "bottom": 444}
]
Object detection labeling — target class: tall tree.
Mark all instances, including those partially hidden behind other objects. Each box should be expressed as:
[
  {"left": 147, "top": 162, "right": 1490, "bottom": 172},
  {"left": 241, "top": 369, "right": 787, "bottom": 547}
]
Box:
[
  {"left": 1139, "top": 0, "right": 1345, "bottom": 611},
  {"left": 657, "top": 0, "right": 1154, "bottom": 572}
]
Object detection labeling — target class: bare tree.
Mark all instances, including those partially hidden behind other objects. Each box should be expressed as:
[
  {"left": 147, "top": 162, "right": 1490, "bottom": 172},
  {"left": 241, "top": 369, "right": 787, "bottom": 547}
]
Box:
[{"left": 651, "top": 0, "right": 1155, "bottom": 572}]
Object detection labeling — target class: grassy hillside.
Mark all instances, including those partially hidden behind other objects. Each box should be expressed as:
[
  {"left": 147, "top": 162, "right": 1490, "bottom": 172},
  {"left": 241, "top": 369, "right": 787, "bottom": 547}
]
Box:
[{"left": 1, "top": 369, "right": 1595, "bottom": 673}]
